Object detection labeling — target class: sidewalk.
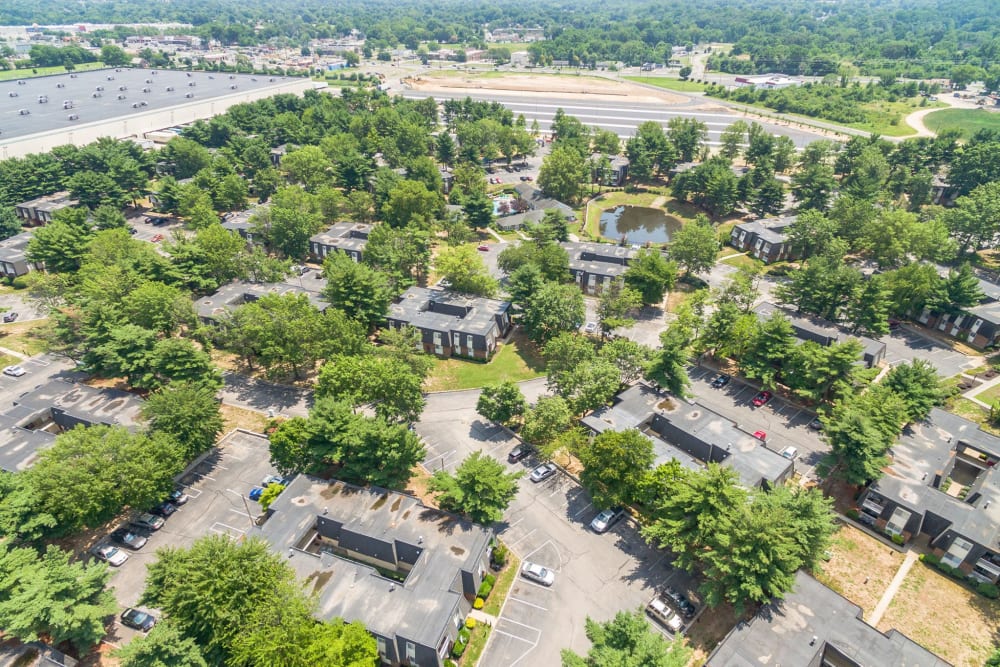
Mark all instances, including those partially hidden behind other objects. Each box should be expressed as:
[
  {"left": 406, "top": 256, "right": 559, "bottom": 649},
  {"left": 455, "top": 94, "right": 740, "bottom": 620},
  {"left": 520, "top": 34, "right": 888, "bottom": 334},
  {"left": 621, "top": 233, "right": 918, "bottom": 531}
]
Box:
[
  {"left": 468, "top": 608, "right": 499, "bottom": 627},
  {"left": 868, "top": 549, "right": 919, "bottom": 625}
]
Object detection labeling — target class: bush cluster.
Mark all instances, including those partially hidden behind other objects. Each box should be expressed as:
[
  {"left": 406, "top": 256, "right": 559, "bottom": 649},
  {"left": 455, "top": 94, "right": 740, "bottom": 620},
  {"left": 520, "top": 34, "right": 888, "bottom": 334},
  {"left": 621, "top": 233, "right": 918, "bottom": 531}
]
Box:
[{"left": 919, "top": 554, "right": 1000, "bottom": 599}]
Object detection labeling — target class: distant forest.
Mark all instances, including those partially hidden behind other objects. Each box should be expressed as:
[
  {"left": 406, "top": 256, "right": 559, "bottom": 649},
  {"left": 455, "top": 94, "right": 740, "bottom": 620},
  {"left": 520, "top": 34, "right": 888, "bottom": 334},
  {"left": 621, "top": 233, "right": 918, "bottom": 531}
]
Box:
[{"left": 3, "top": 0, "right": 1000, "bottom": 78}]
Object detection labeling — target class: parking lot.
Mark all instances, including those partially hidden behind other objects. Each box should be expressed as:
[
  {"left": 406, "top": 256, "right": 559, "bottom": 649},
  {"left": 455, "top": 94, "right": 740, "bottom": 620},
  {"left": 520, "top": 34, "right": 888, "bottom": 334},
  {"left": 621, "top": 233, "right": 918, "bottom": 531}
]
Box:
[
  {"left": 0, "top": 353, "right": 78, "bottom": 406},
  {"left": 882, "top": 325, "right": 980, "bottom": 376},
  {"left": 686, "top": 365, "right": 827, "bottom": 477},
  {"left": 103, "top": 431, "right": 279, "bottom": 645},
  {"left": 415, "top": 385, "right": 699, "bottom": 666},
  {"left": 125, "top": 213, "right": 192, "bottom": 247}
]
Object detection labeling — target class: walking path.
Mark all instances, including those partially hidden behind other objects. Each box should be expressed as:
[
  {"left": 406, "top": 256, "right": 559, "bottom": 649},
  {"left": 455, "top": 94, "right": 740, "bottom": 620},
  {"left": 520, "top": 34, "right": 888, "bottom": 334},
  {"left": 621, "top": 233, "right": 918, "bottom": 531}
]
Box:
[
  {"left": 868, "top": 549, "right": 920, "bottom": 626},
  {"left": 962, "top": 370, "right": 1000, "bottom": 408},
  {"left": 0, "top": 346, "right": 27, "bottom": 361},
  {"left": 469, "top": 609, "right": 499, "bottom": 627}
]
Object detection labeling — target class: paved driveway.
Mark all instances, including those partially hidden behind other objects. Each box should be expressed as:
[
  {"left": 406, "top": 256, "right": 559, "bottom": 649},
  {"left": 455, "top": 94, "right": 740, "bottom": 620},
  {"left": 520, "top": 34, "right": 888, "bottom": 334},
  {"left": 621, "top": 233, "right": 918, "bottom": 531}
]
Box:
[
  {"left": 686, "top": 365, "right": 826, "bottom": 478},
  {"left": 881, "top": 326, "right": 980, "bottom": 376},
  {"left": 103, "top": 431, "right": 280, "bottom": 645}
]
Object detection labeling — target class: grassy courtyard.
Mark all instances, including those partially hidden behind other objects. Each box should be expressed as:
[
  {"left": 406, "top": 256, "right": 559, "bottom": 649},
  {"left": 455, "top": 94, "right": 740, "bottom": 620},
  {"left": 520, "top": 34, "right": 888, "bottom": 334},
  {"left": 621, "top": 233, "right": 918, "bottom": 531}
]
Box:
[
  {"left": 423, "top": 331, "right": 545, "bottom": 392},
  {"left": 876, "top": 562, "right": 1000, "bottom": 667},
  {"left": 924, "top": 107, "right": 1000, "bottom": 140},
  {"left": 813, "top": 525, "right": 904, "bottom": 619}
]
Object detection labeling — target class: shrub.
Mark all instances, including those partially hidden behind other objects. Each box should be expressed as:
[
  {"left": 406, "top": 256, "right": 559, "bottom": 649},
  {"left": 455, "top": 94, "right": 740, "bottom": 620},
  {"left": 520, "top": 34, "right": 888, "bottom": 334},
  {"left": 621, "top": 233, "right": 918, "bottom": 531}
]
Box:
[
  {"left": 890, "top": 533, "right": 905, "bottom": 545},
  {"left": 977, "top": 582, "right": 1000, "bottom": 599},
  {"left": 458, "top": 627, "right": 471, "bottom": 643},
  {"left": 473, "top": 597, "right": 484, "bottom": 609},
  {"left": 445, "top": 661, "right": 458, "bottom": 667},
  {"left": 845, "top": 509, "right": 860, "bottom": 520},
  {"left": 491, "top": 543, "right": 509, "bottom": 567},
  {"left": 466, "top": 617, "right": 476, "bottom": 629},
  {"left": 451, "top": 642, "right": 466, "bottom": 659},
  {"left": 484, "top": 573, "right": 497, "bottom": 587},
  {"left": 478, "top": 581, "right": 494, "bottom": 598}
]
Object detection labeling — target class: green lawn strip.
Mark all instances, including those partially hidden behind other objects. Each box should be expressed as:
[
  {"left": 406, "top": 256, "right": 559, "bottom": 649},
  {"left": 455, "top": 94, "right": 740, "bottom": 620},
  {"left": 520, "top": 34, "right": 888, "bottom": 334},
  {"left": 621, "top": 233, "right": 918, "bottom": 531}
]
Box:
[
  {"left": 623, "top": 76, "right": 708, "bottom": 92},
  {"left": 482, "top": 546, "right": 521, "bottom": 617},
  {"left": 424, "top": 333, "right": 545, "bottom": 392},
  {"left": 924, "top": 107, "right": 1000, "bottom": 140},
  {"left": 945, "top": 397, "right": 1000, "bottom": 436},
  {"left": 0, "top": 62, "right": 106, "bottom": 81},
  {"left": 461, "top": 624, "right": 491, "bottom": 666},
  {"left": 722, "top": 254, "right": 763, "bottom": 270},
  {"left": 972, "top": 382, "right": 1000, "bottom": 404},
  {"left": 0, "top": 319, "right": 50, "bottom": 356}
]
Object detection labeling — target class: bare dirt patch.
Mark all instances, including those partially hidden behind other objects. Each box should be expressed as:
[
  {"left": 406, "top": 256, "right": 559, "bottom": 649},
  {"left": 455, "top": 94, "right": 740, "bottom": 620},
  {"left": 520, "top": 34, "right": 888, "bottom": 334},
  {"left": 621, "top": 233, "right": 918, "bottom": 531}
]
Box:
[
  {"left": 219, "top": 403, "right": 269, "bottom": 435},
  {"left": 684, "top": 601, "right": 748, "bottom": 666},
  {"left": 813, "top": 524, "right": 904, "bottom": 619},
  {"left": 876, "top": 561, "right": 1000, "bottom": 667},
  {"left": 407, "top": 72, "right": 692, "bottom": 105}
]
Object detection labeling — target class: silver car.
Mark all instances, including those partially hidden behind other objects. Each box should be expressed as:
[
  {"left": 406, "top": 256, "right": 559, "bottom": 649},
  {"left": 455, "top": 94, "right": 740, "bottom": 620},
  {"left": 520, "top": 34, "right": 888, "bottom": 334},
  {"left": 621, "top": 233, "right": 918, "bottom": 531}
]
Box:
[
  {"left": 521, "top": 561, "right": 555, "bottom": 586},
  {"left": 529, "top": 463, "right": 558, "bottom": 483},
  {"left": 91, "top": 544, "right": 128, "bottom": 567},
  {"left": 646, "top": 596, "right": 683, "bottom": 633},
  {"left": 590, "top": 507, "right": 625, "bottom": 533}
]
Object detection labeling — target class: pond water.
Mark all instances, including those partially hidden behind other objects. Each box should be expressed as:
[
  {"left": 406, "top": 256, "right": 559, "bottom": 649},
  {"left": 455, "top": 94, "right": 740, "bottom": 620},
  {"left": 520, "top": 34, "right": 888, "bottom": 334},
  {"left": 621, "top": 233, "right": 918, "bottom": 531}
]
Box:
[{"left": 599, "top": 205, "right": 682, "bottom": 245}]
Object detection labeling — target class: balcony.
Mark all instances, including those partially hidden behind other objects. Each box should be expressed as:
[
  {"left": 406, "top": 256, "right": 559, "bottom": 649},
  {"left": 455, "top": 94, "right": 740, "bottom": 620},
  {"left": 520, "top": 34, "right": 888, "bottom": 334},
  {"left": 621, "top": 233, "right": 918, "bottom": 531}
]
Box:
[{"left": 861, "top": 498, "right": 885, "bottom": 516}]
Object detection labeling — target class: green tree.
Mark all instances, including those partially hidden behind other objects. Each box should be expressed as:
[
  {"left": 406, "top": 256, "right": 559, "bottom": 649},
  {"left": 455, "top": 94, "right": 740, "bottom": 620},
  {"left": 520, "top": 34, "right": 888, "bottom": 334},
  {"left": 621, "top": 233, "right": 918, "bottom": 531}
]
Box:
[
  {"left": 0, "top": 543, "right": 117, "bottom": 653},
  {"left": 537, "top": 145, "right": 588, "bottom": 205},
  {"left": 521, "top": 282, "right": 586, "bottom": 344},
  {"left": 883, "top": 359, "right": 949, "bottom": 423},
  {"left": 598, "top": 282, "right": 642, "bottom": 331},
  {"left": 601, "top": 338, "right": 653, "bottom": 385},
  {"left": 0, "top": 206, "right": 23, "bottom": 241},
  {"left": 669, "top": 216, "right": 718, "bottom": 276},
  {"left": 142, "top": 382, "right": 225, "bottom": 459},
  {"left": 719, "top": 121, "right": 748, "bottom": 160},
  {"left": 791, "top": 162, "right": 836, "bottom": 211},
  {"left": 666, "top": 117, "right": 708, "bottom": 163},
  {"left": 560, "top": 609, "right": 691, "bottom": 667},
  {"left": 429, "top": 451, "right": 523, "bottom": 523},
  {"left": 260, "top": 186, "right": 324, "bottom": 259},
  {"left": 120, "top": 281, "right": 195, "bottom": 335},
  {"left": 477, "top": 381, "right": 528, "bottom": 428},
  {"left": 462, "top": 190, "right": 495, "bottom": 229},
  {"left": 100, "top": 43, "right": 129, "bottom": 66},
  {"left": 646, "top": 318, "right": 694, "bottom": 397},
  {"left": 363, "top": 222, "right": 431, "bottom": 290},
  {"left": 785, "top": 209, "right": 838, "bottom": 258},
  {"left": 322, "top": 251, "right": 393, "bottom": 330},
  {"left": 819, "top": 399, "right": 898, "bottom": 485},
  {"left": 382, "top": 179, "right": 443, "bottom": 228},
  {"left": 114, "top": 622, "right": 208, "bottom": 667},
  {"left": 281, "top": 145, "right": 333, "bottom": 192},
  {"left": 26, "top": 217, "right": 93, "bottom": 273},
  {"left": 579, "top": 429, "right": 654, "bottom": 509},
  {"left": 843, "top": 276, "right": 891, "bottom": 337},
  {"left": 783, "top": 339, "right": 863, "bottom": 403},
  {"left": 521, "top": 395, "right": 573, "bottom": 454},
  {"left": 316, "top": 354, "right": 426, "bottom": 423},
  {"left": 435, "top": 244, "right": 499, "bottom": 297},
  {"left": 92, "top": 203, "right": 127, "bottom": 230},
  {"left": 624, "top": 249, "right": 677, "bottom": 305},
  {"left": 740, "top": 311, "right": 795, "bottom": 390},
  {"left": 142, "top": 536, "right": 299, "bottom": 663}
]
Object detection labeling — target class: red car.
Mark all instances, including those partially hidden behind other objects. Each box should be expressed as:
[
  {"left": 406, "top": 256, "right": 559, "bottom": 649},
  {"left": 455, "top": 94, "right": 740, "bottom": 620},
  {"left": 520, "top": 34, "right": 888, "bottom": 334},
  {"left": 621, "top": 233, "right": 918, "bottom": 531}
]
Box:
[
  {"left": 752, "top": 430, "right": 767, "bottom": 441},
  {"left": 151, "top": 234, "right": 164, "bottom": 243},
  {"left": 752, "top": 390, "right": 773, "bottom": 407},
  {"left": 477, "top": 244, "right": 490, "bottom": 251}
]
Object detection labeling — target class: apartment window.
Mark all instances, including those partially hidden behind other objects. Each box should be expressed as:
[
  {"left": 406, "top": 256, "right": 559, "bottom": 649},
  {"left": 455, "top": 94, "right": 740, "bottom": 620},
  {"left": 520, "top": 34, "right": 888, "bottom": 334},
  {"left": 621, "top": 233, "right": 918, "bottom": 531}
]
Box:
[
  {"left": 432, "top": 332, "right": 442, "bottom": 346},
  {"left": 453, "top": 333, "right": 461, "bottom": 347},
  {"left": 942, "top": 536, "right": 974, "bottom": 569},
  {"left": 884, "top": 507, "right": 911, "bottom": 536},
  {"left": 377, "top": 637, "right": 387, "bottom": 657},
  {"left": 466, "top": 335, "right": 474, "bottom": 350},
  {"left": 405, "top": 641, "right": 417, "bottom": 664}
]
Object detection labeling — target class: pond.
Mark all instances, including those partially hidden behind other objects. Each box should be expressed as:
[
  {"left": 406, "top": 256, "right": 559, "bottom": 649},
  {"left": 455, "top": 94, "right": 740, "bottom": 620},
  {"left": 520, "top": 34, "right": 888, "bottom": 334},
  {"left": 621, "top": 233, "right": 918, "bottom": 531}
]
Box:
[{"left": 599, "top": 205, "right": 682, "bottom": 245}]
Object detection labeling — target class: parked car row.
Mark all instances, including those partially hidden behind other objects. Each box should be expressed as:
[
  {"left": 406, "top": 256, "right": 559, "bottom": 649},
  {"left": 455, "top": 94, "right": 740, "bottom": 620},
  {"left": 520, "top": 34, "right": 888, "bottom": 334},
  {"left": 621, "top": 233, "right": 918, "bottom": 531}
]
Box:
[{"left": 90, "top": 489, "right": 188, "bottom": 566}]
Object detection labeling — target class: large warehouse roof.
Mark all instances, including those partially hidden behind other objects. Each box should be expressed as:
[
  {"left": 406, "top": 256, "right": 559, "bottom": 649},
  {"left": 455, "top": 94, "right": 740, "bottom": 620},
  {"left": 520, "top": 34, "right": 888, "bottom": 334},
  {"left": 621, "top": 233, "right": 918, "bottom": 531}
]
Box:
[{"left": 0, "top": 68, "right": 315, "bottom": 158}]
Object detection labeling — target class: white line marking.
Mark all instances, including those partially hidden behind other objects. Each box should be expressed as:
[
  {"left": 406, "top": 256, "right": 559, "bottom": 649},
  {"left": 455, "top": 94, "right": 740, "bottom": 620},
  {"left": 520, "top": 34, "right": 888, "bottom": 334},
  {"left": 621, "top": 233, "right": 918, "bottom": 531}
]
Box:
[
  {"left": 211, "top": 521, "right": 246, "bottom": 535},
  {"left": 500, "top": 518, "right": 523, "bottom": 533},
  {"left": 499, "top": 618, "right": 543, "bottom": 632},
  {"left": 506, "top": 528, "right": 535, "bottom": 547},
  {"left": 572, "top": 502, "right": 594, "bottom": 519},
  {"left": 509, "top": 596, "right": 548, "bottom": 611},
  {"left": 191, "top": 472, "right": 216, "bottom": 481},
  {"left": 492, "top": 629, "right": 537, "bottom": 644},
  {"left": 229, "top": 508, "right": 251, "bottom": 518}
]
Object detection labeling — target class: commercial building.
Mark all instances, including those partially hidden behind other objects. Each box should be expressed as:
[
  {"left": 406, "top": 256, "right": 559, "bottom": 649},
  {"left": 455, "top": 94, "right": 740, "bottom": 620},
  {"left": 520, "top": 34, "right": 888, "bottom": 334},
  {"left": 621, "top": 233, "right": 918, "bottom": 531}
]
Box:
[
  {"left": 260, "top": 475, "right": 494, "bottom": 667},
  {"left": 754, "top": 301, "right": 886, "bottom": 367},
  {"left": 706, "top": 570, "right": 950, "bottom": 666},
  {"left": 857, "top": 408, "right": 1000, "bottom": 586},
  {"left": 582, "top": 384, "right": 793, "bottom": 489},
  {"left": 309, "top": 222, "right": 373, "bottom": 262},
  {"left": 0, "top": 379, "right": 145, "bottom": 473},
  {"left": 0, "top": 69, "right": 315, "bottom": 159},
  {"left": 386, "top": 287, "right": 511, "bottom": 360}
]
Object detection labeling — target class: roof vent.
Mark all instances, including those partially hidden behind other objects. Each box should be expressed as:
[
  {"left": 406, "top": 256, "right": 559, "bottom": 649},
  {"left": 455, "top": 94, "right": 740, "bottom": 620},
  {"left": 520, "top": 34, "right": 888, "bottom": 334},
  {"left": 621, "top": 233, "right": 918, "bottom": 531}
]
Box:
[
  {"left": 389, "top": 583, "right": 396, "bottom": 592},
  {"left": 810, "top": 635, "right": 817, "bottom": 646}
]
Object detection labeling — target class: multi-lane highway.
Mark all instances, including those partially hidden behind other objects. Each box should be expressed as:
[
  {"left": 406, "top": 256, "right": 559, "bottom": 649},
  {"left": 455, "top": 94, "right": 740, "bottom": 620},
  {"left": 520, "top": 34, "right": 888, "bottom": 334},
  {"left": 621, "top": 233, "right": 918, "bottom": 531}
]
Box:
[{"left": 401, "top": 89, "right": 829, "bottom": 147}]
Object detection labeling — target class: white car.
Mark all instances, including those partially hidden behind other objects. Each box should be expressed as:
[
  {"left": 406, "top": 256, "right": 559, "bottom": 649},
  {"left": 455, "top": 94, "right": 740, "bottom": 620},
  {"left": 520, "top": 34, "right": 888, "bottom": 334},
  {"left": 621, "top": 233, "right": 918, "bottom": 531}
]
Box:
[
  {"left": 521, "top": 561, "right": 555, "bottom": 586},
  {"left": 646, "top": 596, "right": 683, "bottom": 633},
  {"left": 91, "top": 544, "right": 128, "bottom": 567},
  {"left": 3, "top": 366, "right": 25, "bottom": 377},
  {"left": 590, "top": 507, "right": 625, "bottom": 534},
  {"left": 583, "top": 321, "right": 598, "bottom": 334},
  {"left": 780, "top": 446, "right": 799, "bottom": 461}
]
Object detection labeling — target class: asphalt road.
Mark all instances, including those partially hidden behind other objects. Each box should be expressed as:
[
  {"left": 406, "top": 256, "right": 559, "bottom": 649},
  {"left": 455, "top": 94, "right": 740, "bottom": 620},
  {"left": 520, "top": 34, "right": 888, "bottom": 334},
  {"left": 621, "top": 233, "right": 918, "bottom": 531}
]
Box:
[{"left": 401, "top": 89, "right": 827, "bottom": 147}]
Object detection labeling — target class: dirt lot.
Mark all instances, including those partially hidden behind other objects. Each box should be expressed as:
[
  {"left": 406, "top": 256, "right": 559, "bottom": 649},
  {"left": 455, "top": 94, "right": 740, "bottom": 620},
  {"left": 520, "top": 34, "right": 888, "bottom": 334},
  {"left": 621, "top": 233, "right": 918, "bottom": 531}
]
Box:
[
  {"left": 876, "top": 562, "right": 1000, "bottom": 667},
  {"left": 684, "top": 602, "right": 748, "bottom": 666},
  {"left": 408, "top": 72, "right": 692, "bottom": 105},
  {"left": 813, "top": 525, "right": 904, "bottom": 619}
]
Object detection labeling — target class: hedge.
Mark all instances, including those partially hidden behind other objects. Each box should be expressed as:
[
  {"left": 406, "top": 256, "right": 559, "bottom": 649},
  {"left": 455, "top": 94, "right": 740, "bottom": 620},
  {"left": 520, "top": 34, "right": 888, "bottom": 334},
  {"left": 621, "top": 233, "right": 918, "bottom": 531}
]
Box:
[{"left": 919, "top": 553, "right": 1000, "bottom": 599}]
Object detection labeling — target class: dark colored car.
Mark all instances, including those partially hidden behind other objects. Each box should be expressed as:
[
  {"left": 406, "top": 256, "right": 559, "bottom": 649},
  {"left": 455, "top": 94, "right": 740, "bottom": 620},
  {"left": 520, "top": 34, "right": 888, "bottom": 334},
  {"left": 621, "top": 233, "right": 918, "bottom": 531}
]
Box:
[
  {"left": 808, "top": 417, "right": 823, "bottom": 431},
  {"left": 665, "top": 587, "right": 697, "bottom": 618},
  {"left": 109, "top": 528, "right": 148, "bottom": 550},
  {"left": 710, "top": 373, "right": 730, "bottom": 389},
  {"left": 3, "top": 312, "right": 18, "bottom": 323},
  {"left": 752, "top": 390, "right": 773, "bottom": 407},
  {"left": 168, "top": 489, "right": 189, "bottom": 505},
  {"left": 508, "top": 445, "right": 533, "bottom": 463},
  {"left": 120, "top": 608, "right": 157, "bottom": 632},
  {"left": 149, "top": 501, "right": 177, "bottom": 518}
]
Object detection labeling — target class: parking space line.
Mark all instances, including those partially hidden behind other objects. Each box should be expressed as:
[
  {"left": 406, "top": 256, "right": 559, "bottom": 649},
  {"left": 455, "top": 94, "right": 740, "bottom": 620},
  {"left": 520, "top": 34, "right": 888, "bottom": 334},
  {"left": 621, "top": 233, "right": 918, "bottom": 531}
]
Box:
[
  {"left": 493, "top": 629, "right": 536, "bottom": 644},
  {"left": 506, "top": 529, "right": 535, "bottom": 548},
  {"left": 228, "top": 508, "right": 251, "bottom": 518},
  {"left": 571, "top": 502, "right": 594, "bottom": 519},
  {"left": 515, "top": 578, "right": 558, "bottom": 592},
  {"left": 522, "top": 540, "right": 562, "bottom": 572},
  {"left": 785, "top": 409, "right": 802, "bottom": 424},
  {"left": 500, "top": 618, "right": 542, "bottom": 632},
  {"left": 185, "top": 488, "right": 203, "bottom": 498},
  {"left": 509, "top": 596, "right": 548, "bottom": 611},
  {"left": 191, "top": 472, "right": 217, "bottom": 482},
  {"left": 424, "top": 449, "right": 456, "bottom": 470},
  {"left": 500, "top": 518, "right": 523, "bottom": 534}
]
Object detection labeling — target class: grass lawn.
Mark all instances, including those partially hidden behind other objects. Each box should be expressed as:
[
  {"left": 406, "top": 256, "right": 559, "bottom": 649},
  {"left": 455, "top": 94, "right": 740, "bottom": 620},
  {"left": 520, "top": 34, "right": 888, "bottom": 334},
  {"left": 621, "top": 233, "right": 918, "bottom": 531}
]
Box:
[
  {"left": 813, "top": 525, "right": 904, "bottom": 619},
  {"left": 924, "top": 107, "right": 1000, "bottom": 140},
  {"left": 461, "top": 624, "right": 491, "bottom": 665},
  {"left": 876, "top": 561, "right": 1000, "bottom": 667},
  {"left": 423, "top": 331, "right": 545, "bottom": 392},
  {"left": 0, "top": 62, "right": 106, "bottom": 81},
  {"left": 219, "top": 404, "right": 269, "bottom": 435},
  {"left": 0, "top": 318, "right": 50, "bottom": 356},
  {"left": 623, "top": 76, "right": 708, "bottom": 92},
  {"left": 483, "top": 544, "right": 521, "bottom": 617},
  {"left": 971, "top": 381, "right": 1000, "bottom": 405},
  {"left": 721, "top": 253, "right": 762, "bottom": 270},
  {"left": 944, "top": 397, "right": 1000, "bottom": 436}
]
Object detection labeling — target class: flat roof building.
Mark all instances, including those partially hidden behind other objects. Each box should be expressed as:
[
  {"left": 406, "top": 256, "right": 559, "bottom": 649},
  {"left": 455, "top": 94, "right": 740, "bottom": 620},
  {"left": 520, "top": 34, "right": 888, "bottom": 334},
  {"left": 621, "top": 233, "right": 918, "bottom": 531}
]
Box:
[
  {"left": 583, "top": 384, "right": 793, "bottom": 488},
  {"left": 706, "top": 570, "right": 950, "bottom": 666},
  {"left": 561, "top": 241, "right": 638, "bottom": 295},
  {"left": 260, "top": 475, "right": 493, "bottom": 667},
  {"left": 0, "top": 379, "right": 145, "bottom": 472},
  {"left": 0, "top": 231, "right": 37, "bottom": 278},
  {"left": 14, "top": 192, "right": 78, "bottom": 225},
  {"left": 0, "top": 69, "right": 314, "bottom": 159},
  {"left": 309, "top": 221, "right": 373, "bottom": 263},
  {"left": 754, "top": 301, "right": 886, "bottom": 367},
  {"left": 730, "top": 215, "right": 798, "bottom": 264},
  {"left": 195, "top": 272, "right": 328, "bottom": 323},
  {"left": 386, "top": 287, "right": 511, "bottom": 360}
]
